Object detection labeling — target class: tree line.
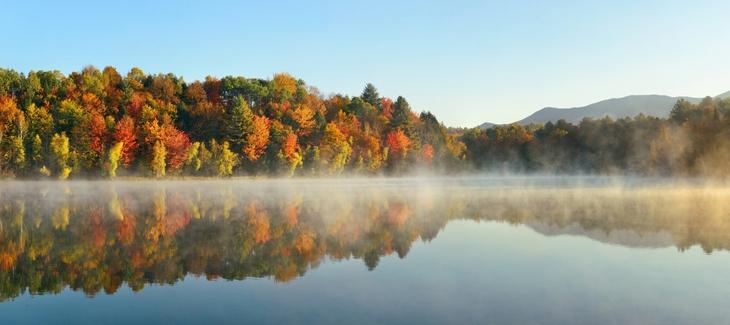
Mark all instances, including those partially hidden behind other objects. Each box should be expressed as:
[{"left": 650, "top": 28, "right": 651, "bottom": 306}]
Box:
[
  {"left": 1, "top": 65, "right": 729, "bottom": 178},
  {"left": 462, "top": 96, "right": 730, "bottom": 176},
  {"left": 0, "top": 66, "right": 464, "bottom": 178}
]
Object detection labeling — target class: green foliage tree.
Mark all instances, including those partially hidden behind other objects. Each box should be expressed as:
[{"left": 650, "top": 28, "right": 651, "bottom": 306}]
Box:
[
  {"left": 26, "top": 104, "right": 54, "bottom": 143},
  {"left": 0, "top": 69, "right": 22, "bottom": 98},
  {"left": 390, "top": 96, "right": 413, "bottom": 135},
  {"left": 361, "top": 83, "right": 380, "bottom": 107},
  {"left": 55, "top": 99, "right": 86, "bottom": 133},
  {"left": 225, "top": 95, "right": 254, "bottom": 149}
]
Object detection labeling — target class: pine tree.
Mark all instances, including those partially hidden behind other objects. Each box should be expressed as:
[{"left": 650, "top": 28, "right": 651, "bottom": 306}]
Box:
[
  {"left": 391, "top": 96, "right": 412, "bottom": 134},
  {"left": 225, "top": 95, "right": 254, "bottom": 150},
  {"left": 361, "top": 83, "right": 380, "bottom": 107}
]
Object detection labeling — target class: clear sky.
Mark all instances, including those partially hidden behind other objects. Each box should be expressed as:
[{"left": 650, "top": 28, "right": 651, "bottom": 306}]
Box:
[{"left": 3, "top": 0, "right": 730, "bottom": 127}]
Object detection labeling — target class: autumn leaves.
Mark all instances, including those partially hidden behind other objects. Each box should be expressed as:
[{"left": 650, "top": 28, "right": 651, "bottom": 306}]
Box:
[{"left": 0, "top": 67, "right": 460, "bottom": 178}]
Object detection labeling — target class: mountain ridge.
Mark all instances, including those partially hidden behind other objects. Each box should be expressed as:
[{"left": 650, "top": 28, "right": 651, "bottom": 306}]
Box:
[{"left": 478, "top": 91, "right": 730, "bottom": 129}]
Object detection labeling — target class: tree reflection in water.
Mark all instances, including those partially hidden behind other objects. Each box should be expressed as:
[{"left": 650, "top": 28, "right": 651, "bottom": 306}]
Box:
[{"left": 1, "top": 178, "right": 730, "bottom": 301}]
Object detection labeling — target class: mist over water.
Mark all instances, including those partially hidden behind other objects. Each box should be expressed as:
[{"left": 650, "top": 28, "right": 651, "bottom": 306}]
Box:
[{"left": 2, "top": 176, "right": 730, "bottom": 324}]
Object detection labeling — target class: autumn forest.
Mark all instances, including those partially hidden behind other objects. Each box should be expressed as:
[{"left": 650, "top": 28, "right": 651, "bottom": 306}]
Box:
[{"left": 0, "top": 66, "right": 729, "bottom": 178}]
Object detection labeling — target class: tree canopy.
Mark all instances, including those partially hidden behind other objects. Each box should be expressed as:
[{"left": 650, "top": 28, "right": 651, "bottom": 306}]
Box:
[
  {"left": 0, "top": 66, "right": 463, "bottom": 178},
  {"left": 1, "top": 66, "right": 729, "bottom": 178}
]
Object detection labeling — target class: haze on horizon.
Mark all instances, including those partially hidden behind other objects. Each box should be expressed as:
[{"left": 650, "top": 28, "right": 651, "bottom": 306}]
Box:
[{"left": 3, "top": 0, "right": 730, "bottom": 127}]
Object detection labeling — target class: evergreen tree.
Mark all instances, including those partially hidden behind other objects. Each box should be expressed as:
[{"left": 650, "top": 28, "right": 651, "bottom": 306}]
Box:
[
  {"left": 361, "top": 83, "right": 380, "bottom": 107},
  {"left": 225, "top": 95, "right": 254, "bottom": 150},
  {"left": 391, "top": 96, "right": 413, "bottom": 135}
]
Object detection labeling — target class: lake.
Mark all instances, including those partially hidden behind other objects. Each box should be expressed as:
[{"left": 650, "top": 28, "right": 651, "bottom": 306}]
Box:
[{"left": 0, "top": 177, "right": 729, "bottom": 324}]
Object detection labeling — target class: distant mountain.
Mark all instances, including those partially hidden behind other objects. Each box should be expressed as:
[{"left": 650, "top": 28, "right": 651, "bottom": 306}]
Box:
[
  {"left": 477, "top": 91, "right": 730, "bottom": 128},
  {"left": 516, "top": 95, "right": 703, "bottom": 125},
  {"left": 477, "top": 122, "right": 497, "bottom": 130},
  {"left": 715, "top": 90, "right": 730, "bottom": 99}
]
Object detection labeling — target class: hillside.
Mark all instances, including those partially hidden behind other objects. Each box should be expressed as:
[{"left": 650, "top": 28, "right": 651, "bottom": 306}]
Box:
[
  {"left": 516, "top": 95, "right": 703, "bottom": 125},
  {"left": 478, "top": 91, "right": 730, "bottom": 129}
]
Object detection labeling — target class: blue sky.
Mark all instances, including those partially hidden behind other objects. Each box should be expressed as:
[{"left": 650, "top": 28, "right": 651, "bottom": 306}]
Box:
[{"left": 3, "top": 0, "right": 730, "bottom": 126}]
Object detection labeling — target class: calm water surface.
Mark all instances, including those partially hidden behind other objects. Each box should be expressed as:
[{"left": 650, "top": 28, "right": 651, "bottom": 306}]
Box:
[{"left": 0, "top": 177, "right": 729, "bottom": 324}]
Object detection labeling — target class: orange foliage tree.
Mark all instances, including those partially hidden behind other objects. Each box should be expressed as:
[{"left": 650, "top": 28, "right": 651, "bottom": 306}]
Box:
[
  {"left": 243, "top": 115, "right": 270, "bottom": 161},
  {"left": 386, "top": 129, "right": 411, "bottom": 160}
]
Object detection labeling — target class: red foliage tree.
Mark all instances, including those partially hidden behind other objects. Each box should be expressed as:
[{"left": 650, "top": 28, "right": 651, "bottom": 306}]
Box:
[
  {"left": 386, "top": 128, "right": 410, "bottom": 159},
  {"left": 126, "top": 92, "right": 147, "bottom": 118},
  {"left": 141, "top": 117, "right": 191, "bottom": 171},
  {"left": 161, "top": 120, "right": 191, "bottom": 170},
  {"left": 88, "top": 112, "right": 108, "bottom": 157},
  {"left": 113, "top": 116, "right": 139, "bottom": 167}
]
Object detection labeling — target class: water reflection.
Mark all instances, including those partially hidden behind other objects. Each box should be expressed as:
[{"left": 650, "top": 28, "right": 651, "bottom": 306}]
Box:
[{"left": 1, "top": 178, "right": 729, "bottom": 301}]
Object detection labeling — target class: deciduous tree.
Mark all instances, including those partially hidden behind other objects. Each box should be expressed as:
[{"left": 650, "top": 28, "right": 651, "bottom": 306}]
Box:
[
  {"left": 151, "top": 140, "right": 166, "bottom": 178},
  {"left": 107, "top": 141, "right": 124, "bottom": 177},
  {"left": 243, "top": 115, "right": 270, "bottom": 162},
  {"left": 50, "top": 133, "right": 71, "bottom": 179}
]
